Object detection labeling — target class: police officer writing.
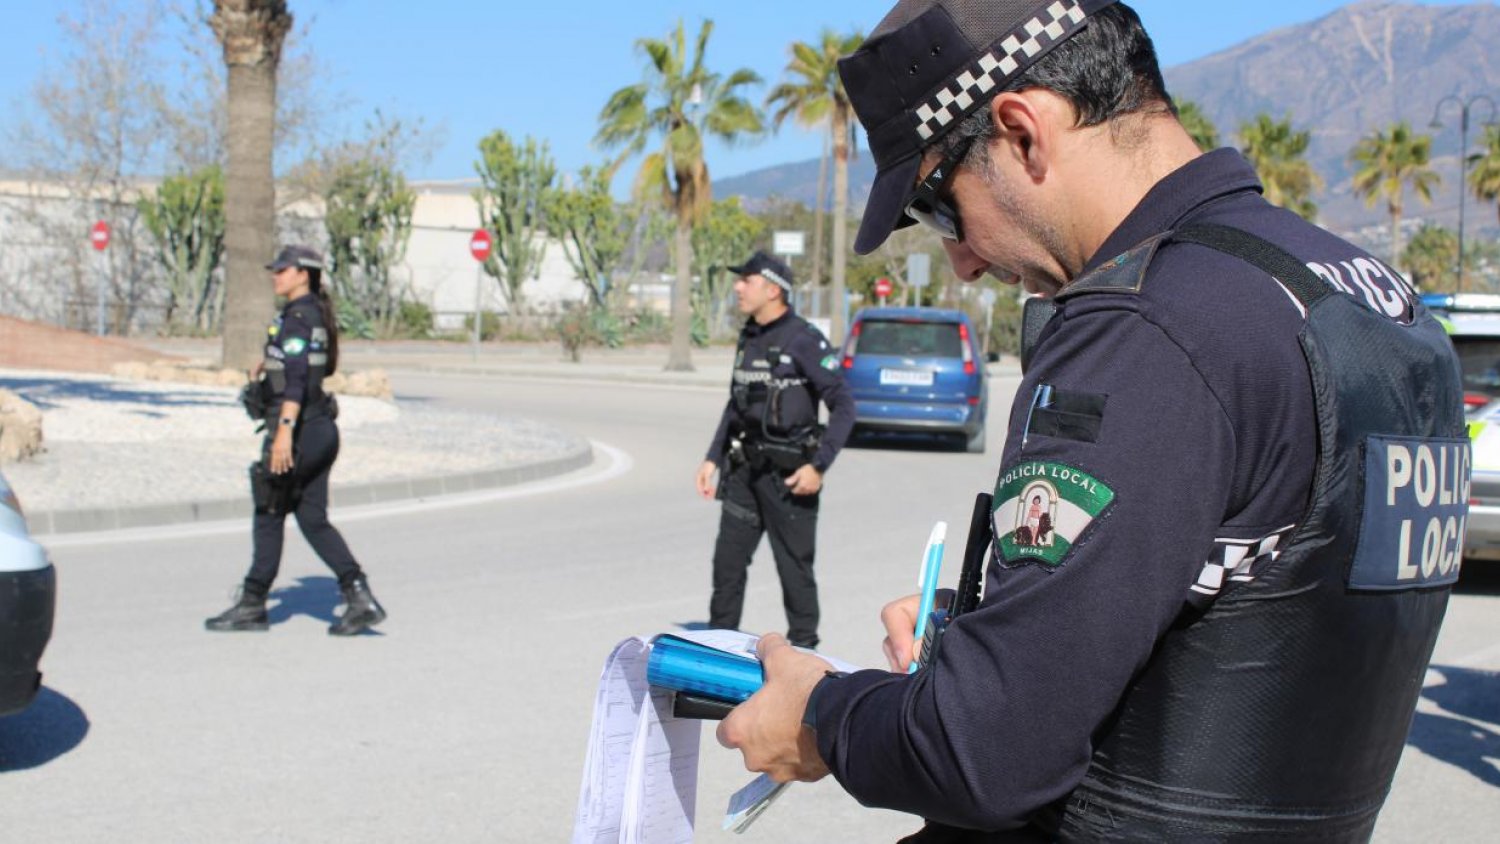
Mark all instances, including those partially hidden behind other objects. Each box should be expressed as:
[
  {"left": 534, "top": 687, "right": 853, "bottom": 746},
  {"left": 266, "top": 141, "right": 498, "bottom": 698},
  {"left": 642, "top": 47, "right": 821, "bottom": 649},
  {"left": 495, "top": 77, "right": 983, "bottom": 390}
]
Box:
[
  {"left": 206, "top": 246, "right": 388, "bottom": 637},
  {"left": 717, "top": 2, "right": 1465, "bottom": 841},
  {"left": 695, "top": 252, "right": 855, "bottom": 650}
]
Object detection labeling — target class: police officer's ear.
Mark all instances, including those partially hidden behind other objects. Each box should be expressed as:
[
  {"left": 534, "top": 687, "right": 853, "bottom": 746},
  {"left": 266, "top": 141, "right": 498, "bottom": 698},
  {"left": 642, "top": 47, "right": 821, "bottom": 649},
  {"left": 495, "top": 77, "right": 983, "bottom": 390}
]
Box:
[{"left": 989, "top": 89, "right": 1064, "bottom": 182}]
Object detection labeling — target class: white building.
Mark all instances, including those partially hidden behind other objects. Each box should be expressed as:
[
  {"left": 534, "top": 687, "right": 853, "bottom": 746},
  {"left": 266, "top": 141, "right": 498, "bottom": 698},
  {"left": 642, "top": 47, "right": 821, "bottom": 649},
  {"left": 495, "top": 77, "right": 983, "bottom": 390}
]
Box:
[{"left": 0, "top": 176, "right": 615, "bottom": 334}]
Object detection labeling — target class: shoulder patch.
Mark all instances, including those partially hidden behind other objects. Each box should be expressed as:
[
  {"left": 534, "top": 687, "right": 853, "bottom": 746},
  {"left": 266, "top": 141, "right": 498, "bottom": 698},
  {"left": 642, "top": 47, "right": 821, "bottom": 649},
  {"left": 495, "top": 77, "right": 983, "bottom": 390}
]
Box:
[
  {"left": 1056, "top": 232, "right": 1170, "bottom": 301},
  {"left": 820, "top": 354, "right": 839, "bottom": 371},
  {"left": 992, "top": 460, "right": 1115, "bottom": 569},
  {"left": 282, "top": 336, "right": 308, "bottom": 356}
]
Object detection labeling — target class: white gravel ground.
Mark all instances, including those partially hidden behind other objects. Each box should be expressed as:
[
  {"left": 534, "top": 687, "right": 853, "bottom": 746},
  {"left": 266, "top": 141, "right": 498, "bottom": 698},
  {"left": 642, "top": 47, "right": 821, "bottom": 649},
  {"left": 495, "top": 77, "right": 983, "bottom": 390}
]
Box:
[{"left": 0, "top": 370, "right": 586, "bottom": 511}]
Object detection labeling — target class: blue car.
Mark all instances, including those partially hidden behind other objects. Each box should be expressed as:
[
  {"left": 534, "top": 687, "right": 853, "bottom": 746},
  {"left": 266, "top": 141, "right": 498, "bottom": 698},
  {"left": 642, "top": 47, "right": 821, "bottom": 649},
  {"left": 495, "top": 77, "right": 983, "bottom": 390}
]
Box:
[
  {"left": 0, "top": 470, "right": 53, "bottom": 716},
  {"left": 840, "top": 307, "right": 989, "bottom": 453}
]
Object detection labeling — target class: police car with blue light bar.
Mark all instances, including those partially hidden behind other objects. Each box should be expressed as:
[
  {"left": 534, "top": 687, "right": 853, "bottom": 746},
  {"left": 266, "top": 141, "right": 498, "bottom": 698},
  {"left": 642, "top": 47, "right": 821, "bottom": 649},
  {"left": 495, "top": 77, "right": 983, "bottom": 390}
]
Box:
[{"left": 1426, "top": 293, "right": 1500, "bottom": 564}]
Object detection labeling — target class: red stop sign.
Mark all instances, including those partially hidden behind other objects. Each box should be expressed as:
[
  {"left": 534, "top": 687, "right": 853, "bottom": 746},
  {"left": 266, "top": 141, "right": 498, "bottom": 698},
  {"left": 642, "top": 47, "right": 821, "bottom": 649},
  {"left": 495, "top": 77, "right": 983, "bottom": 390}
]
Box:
[
  {"left": 469, "top": 229, "right": 492, "bottom": 262},
  {"left": 874, "top": 277, "right": 892, "bottom": 298},
  {"left": 90, "top": 220, "right": 110, "bottom": 252}
]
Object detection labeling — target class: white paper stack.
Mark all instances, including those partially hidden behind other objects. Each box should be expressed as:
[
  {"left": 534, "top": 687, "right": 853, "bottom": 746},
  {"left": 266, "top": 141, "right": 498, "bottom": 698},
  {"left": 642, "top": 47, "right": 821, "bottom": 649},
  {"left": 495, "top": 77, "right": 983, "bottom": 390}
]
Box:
[{"left": 571, "top": 637, "right": 701, "bottom": 844}]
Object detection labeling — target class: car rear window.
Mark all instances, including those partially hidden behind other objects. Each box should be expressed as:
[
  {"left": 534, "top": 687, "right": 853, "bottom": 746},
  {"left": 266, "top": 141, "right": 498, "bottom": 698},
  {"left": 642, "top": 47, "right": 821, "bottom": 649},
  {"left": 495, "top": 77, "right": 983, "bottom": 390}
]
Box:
[
  {"left": 1452, "top": 336, "right": 1500, "bottom": 398},
  {"left": 857, "top": 320, "right": 963, "bottom": 358}
]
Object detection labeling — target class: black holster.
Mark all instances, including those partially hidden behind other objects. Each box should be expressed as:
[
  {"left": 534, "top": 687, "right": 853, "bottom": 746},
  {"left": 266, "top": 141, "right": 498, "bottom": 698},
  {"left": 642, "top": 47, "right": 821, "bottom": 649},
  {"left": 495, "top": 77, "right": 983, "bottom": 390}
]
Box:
[
  {"left": 239, "top": 381, "right": 270, "bottom": 421},
  {"left": 249, "top": 445, "right": 298, "bottom": 515}
]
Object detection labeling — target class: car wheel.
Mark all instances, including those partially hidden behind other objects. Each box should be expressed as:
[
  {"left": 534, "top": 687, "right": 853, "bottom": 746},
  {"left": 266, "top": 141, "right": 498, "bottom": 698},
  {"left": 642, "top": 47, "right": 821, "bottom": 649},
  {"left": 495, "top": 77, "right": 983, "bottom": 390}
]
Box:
[{"left": 965, "top": 425, "right": 986, "bottom": 454}]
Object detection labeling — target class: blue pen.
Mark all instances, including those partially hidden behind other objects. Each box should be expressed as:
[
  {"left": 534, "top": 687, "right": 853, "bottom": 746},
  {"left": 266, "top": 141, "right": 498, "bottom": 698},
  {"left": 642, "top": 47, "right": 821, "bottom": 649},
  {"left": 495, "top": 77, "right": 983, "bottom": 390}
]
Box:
[{"left": 909, "top": 521, "right": 948, "bottom": 673}]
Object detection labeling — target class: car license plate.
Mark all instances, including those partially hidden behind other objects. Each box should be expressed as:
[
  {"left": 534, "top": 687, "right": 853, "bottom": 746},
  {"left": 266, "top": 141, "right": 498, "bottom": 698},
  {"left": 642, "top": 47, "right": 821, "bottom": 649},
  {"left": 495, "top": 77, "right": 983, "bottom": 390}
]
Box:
[{"left": 880, "top": 369, "right": 933, "bottom": 387}]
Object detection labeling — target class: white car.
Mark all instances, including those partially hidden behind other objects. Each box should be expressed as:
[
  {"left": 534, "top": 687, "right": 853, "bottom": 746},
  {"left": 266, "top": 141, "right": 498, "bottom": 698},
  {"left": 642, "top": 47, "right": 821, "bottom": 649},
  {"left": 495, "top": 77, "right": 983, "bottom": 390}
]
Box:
[
  {"left": 0, "top": 470, "right": 54, "bottom": 716},
  {"left": 1465, "top": 402, "right": 1500, "bottom": 562},
  {"left": 1426, "top": 294, "right": 1500, "bottom": 564}
]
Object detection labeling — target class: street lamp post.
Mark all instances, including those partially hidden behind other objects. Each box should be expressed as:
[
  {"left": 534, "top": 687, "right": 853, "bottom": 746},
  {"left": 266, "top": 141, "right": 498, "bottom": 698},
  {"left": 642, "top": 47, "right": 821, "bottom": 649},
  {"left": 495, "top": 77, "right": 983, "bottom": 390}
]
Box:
[{"left": 1431, "top": 94, "right": 1497, "bottom": 293}]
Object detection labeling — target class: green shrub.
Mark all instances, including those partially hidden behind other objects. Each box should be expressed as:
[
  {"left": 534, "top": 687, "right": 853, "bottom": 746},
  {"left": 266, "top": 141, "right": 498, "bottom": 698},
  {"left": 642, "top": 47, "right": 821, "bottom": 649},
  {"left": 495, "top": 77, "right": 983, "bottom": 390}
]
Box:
[
  {"left": 463, "top": 311, "right": 502, "bottom": 341},
  {"left": 336, "top": 298, "right": 375, "bottom": 340},
  {"left": 620, "top": 309, "right": 671, "bottom": 344},
  {"left": 391, "top": 301, "right": 434, "bottom": 339}
]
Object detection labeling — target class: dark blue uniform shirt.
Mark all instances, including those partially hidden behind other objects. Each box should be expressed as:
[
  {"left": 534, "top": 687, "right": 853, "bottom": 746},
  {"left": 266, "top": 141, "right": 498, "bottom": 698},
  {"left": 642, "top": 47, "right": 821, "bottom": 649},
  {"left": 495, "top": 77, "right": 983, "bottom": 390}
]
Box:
[{"left": 809, "top": 149, "right": 1418, "bottom": 830}]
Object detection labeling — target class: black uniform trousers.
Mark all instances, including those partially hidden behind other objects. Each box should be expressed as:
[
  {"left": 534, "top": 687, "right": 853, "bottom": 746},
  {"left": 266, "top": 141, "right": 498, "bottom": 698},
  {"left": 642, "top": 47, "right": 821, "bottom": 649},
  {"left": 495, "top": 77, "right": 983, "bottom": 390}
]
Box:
[
  {"left": 709, "top": 460, "right": 820, "bottom": 648},
  {"left": 246, "top": 416, "right": 362, "bottom": 594}
]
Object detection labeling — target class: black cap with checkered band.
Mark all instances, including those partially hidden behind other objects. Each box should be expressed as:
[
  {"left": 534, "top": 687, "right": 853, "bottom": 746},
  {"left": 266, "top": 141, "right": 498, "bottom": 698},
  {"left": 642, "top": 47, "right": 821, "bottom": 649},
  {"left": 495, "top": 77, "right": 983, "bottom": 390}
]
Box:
[
  {"left": 728, "top": 250, "right": 796, "bottom": 294},
  {"left": 838, "top": 0, "right": 1118, "bottom": 254}
]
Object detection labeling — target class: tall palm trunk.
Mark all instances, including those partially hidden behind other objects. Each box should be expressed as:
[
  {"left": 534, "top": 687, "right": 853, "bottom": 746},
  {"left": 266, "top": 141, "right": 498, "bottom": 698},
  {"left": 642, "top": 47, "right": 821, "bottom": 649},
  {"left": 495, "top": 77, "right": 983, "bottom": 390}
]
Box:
[
  {"left": 1389, "top": 200, "right": 1404, "bottom": 268},
  {"left": 668, "top": 213, "right": 695, "bottom": 371},
  {"left": 810, "top": 133, "right": 828, "bottom": 287},
  {"left": 211, "top": 1, "right": 290, "bottom": 370},
  {"left": 829, "top": 107, "right": 851, "bottom": 345}
]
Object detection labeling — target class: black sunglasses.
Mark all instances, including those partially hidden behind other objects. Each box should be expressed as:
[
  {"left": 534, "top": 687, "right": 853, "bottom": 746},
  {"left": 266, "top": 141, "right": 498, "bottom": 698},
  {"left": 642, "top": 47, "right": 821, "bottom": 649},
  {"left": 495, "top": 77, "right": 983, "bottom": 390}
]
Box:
[{"left": 903, "top": 134, "right": 977, "bottom": 242}]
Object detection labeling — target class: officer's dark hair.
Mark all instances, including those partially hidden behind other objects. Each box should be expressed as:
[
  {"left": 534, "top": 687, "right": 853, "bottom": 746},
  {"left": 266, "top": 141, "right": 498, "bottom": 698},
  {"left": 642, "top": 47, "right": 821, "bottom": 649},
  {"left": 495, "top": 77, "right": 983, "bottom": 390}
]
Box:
[
  {"left": 936, "top": 3, "right": 1173, "bottom": 164},
  {"left": 306, "top": 267, "right": 339, "bottom": 376}
]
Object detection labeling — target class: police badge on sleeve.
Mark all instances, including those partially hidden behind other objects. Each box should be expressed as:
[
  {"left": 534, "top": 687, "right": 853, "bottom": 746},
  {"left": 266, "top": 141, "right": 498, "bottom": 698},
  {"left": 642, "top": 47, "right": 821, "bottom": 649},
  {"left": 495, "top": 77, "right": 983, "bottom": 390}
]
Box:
[{"left": 992, "top": 461, "right": 1115, "bottom": 569}]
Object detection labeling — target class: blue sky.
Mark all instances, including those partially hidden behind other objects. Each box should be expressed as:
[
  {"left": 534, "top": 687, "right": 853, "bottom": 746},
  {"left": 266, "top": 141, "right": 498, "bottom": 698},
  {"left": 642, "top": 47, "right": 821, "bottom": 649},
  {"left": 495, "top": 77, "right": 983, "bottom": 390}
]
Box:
[{"left": 0, "top": 0, "right": 1486, "bottom": 184}]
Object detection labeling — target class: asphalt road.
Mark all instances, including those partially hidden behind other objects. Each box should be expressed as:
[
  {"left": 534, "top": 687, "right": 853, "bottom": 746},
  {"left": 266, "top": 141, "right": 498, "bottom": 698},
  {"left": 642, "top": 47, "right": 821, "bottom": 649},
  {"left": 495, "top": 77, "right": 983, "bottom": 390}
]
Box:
[{"left": 1, "top": 371, "right": 1496, "bottom": 842}]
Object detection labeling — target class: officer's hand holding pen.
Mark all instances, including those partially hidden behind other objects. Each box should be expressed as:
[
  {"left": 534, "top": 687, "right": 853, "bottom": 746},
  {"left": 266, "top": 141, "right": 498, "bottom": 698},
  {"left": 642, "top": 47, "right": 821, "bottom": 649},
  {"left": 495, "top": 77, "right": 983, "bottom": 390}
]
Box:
[
  {"left": 716, "top": 633, "right": 833, "bottom": 784},
  {"left": 881, "top": 589, "right": 955, "bottom": 672},
  {"left": 784, "top": 464, "right": 823, "bottom": 496}
]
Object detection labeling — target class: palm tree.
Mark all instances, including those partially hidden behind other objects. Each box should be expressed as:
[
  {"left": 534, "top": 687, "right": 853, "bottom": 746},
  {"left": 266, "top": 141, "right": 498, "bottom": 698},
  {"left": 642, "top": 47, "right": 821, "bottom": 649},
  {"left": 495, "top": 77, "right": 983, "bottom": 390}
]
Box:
[
  {"left": 1471, "top": 124, "right": 1500, "bottom": 228},
  {"left": 1174, "top": 99, "right": 1220, "bottom": 152},
  {"left": 210, "top": 0, "right": 293, "bottom": 371},
  {"left": 766, "top": 29, "right": 864, "bottom": 344},
  {"left": 1351, "top": 120, "right": 1440, "bottom": 267},
  {"left": 1239, "top": 113, "right": 1322, "bottom": 221},
  {"left": 596, "top": 20, "right": 764, "bottom": 371}
]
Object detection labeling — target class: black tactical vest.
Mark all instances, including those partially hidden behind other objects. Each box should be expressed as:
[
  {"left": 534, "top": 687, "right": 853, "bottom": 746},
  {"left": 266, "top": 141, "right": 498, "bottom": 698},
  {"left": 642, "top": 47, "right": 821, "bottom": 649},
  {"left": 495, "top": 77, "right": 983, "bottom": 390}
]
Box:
[
  {"left": 1012, "top": 225, "right": 1467, "bottom": 841},
  {"left": 260, "top": 306, "right": 331, "bottom": 419},
  {"left": 729, "top": 318, "right": 818, "bottom": 441}
]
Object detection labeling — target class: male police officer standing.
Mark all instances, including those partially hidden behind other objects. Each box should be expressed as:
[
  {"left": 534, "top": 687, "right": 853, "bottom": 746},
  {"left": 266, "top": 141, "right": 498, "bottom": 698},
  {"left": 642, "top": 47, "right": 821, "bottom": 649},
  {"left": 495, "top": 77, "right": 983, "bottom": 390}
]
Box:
[
  {"left": 695, "top": 252, "right": 855, "bottom": 650},
  {"left": 717, "top": 2, "right": 1466, "bottom": 841}
]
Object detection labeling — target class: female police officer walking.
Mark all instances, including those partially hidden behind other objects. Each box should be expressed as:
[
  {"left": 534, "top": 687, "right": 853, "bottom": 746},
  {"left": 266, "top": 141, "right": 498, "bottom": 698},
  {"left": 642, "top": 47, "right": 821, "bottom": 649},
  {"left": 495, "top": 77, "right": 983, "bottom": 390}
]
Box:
[{"left": 206, "top": 245, "right": 387, "bottom": 636}]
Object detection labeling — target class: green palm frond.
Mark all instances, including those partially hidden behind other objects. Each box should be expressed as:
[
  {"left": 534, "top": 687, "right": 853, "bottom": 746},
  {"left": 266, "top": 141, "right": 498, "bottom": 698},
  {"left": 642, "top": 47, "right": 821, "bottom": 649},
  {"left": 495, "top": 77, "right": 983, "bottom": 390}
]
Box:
[
  {"left": 594, "top": 84, "right": 649, "bottom": 148},
  {"left": 1471, "top": 126, "right": 1500, "bottom": 216},
  {"left": 632, "top": 151, "right": 672, "bottom": 208},
  {"left": 1239, "top": 113, "right": 1321, "bottom": 220},
  {"left": 1351, "top": 121, "right": 1439, "bottom": 214}
]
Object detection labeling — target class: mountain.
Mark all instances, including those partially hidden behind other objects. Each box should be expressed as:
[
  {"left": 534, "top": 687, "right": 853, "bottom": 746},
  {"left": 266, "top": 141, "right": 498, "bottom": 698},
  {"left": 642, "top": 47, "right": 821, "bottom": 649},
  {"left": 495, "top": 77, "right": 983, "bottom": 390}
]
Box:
[
  {"left": 1166, "top": 0, "right": 1500, "bottom": 235},
  {"left": 715, "top": 155, "right": 876, "bottom": 213},
  {"left": 714, "top": 1, "right": 1500, "bottom": 240}
]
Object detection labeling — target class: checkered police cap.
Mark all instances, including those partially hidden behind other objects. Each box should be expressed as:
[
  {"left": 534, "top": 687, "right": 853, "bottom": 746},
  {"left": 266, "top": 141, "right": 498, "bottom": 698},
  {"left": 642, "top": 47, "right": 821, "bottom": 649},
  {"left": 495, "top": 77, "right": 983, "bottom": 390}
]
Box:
[
  {"left": 729, "top": 251, "right": 795, "bottom": 293},
  {"left": 839, "top": 0, "right": 1118, "bottom": 254}
]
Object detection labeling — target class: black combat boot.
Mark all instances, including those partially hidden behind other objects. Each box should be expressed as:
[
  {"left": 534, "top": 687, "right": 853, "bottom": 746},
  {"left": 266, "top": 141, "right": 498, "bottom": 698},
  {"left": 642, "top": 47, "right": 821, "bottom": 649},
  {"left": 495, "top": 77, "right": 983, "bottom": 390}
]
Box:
[
  {"left": 204, "top": 588, "right": 269, "bottom": 632},
  {"left": 328, "top": 576, "right": 386, "bottom": 636}
]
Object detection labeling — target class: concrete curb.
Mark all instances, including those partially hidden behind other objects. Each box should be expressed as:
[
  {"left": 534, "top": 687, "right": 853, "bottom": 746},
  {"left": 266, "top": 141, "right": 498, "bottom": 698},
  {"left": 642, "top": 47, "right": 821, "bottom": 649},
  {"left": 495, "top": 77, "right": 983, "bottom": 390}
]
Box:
[
  {"left": 26, "top": 441, "right": 594, "bottom": 537},
  {"left": 356, "top": 359, "right": 1022, "bottom": 387}
]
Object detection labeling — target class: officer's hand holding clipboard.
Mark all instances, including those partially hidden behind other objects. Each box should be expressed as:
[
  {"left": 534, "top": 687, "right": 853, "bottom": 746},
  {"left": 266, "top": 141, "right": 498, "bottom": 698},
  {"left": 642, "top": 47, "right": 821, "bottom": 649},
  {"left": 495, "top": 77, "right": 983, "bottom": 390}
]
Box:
[{"left": 715, "top": 633, "right": 834, "bottom": 784}]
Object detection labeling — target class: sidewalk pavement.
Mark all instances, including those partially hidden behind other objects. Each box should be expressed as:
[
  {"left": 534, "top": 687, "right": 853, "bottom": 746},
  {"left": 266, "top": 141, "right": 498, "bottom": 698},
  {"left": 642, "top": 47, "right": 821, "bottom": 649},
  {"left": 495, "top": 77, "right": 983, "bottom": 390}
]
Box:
[{"left": 6, "top": 339, "right": 1021, "bottom": 536}]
